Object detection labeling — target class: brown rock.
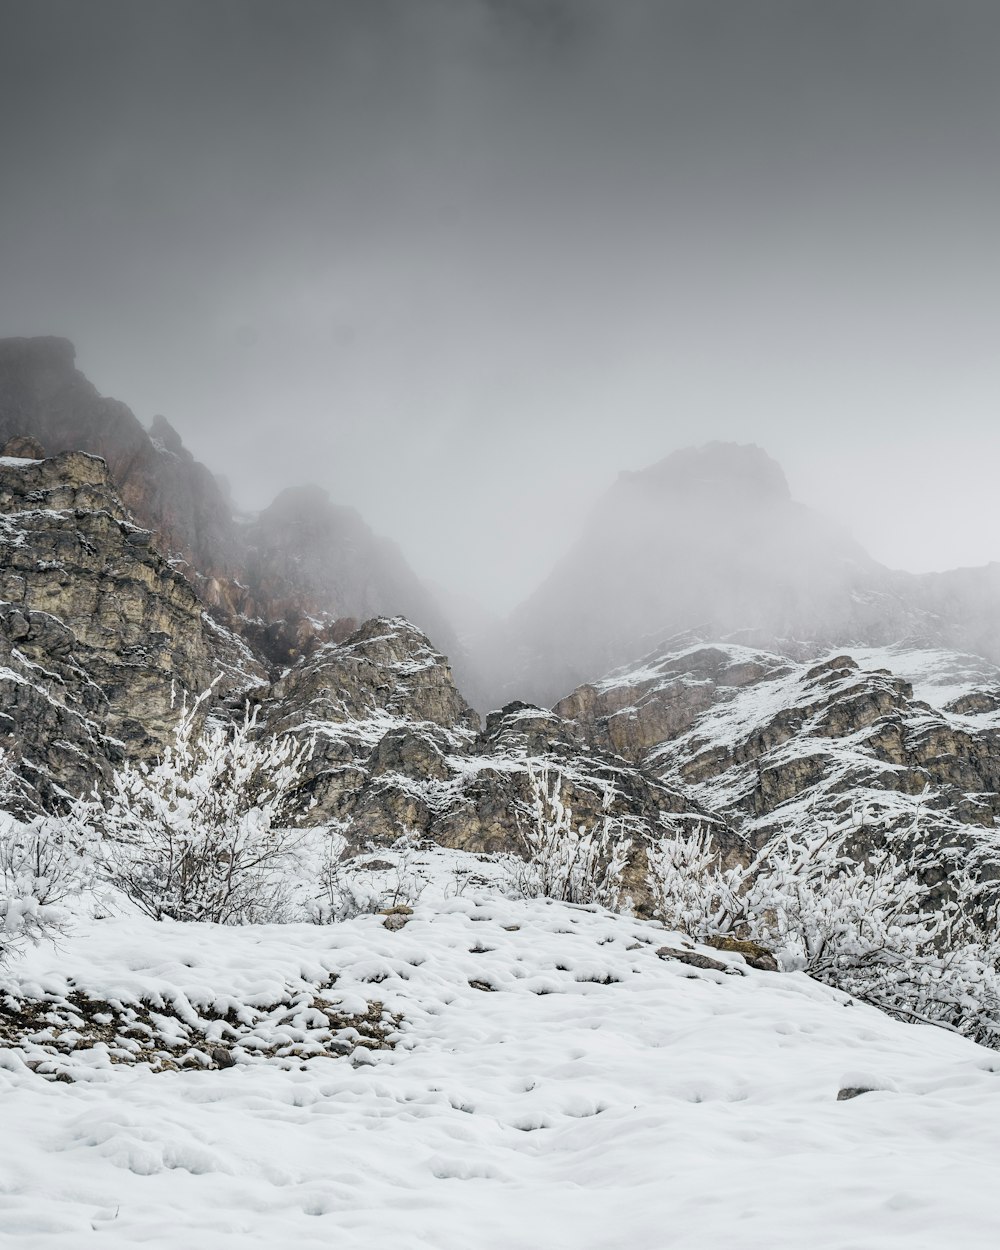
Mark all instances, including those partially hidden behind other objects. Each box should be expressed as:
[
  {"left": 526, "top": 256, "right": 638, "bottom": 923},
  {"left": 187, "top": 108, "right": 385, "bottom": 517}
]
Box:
[
  {"left": 655, "top": 946, "right": 732, "bottom": 973},
  {"left": 705, "top": 935, "right": 779, "bottom": 972}
]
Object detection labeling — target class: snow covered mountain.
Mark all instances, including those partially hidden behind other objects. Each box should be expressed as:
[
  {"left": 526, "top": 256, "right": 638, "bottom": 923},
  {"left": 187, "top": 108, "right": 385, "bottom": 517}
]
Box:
[
  {"left": 0, "top": 441, "right": 736, "bottom": 877},
  {"left": 2, "top": 402, "right": 1000, "bottom": 895},
  {"left": 556, "top": 636, "right": 1000, "bottom": 872}
]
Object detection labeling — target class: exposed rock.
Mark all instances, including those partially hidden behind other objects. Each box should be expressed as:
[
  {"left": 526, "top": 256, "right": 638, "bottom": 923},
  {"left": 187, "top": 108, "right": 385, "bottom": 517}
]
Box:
[
  {"left": 0, "top": 336, "right": 462, "bottom": 671},
  {"left": 0, "top": 451, "right": 263, "bottom": 804},
  {"left": 555, "top": 642, "right": 793, "bottom": 761},
  {"left": 0, "top": 337, "right": 239, "bottom": 592},
  {"left": 210, "top": 1045, "right": 237, "bottom": 1069},
  {"left": 1, "top": 435, "right": 45, "bottom": 459},
  {"left": 261, "top": 616, "right": 479, "bottom": 834},
  {"left": 380, "top": 905, "right": 414, "bottom": 931},
  {"left": 258, "top": 617, "right": 743, "bottom": 916},
  {"left": 655, "top": 947, "right": 733, "bottom": 973},
  {"left": 5, "top": 338, "right": 1000, "bottom": 914},
  {"left": 704, "top": 935, "right": 779, "bottom": 972},
  {"left": 557, "top": 637, "right": 1000, "bottom": 869}
]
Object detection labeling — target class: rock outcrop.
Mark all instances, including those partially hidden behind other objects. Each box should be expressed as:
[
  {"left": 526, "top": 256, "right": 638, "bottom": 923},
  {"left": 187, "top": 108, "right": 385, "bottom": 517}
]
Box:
[
  {"left": 0, "top": 336, "right": 459, "bottom": 670},
  {"left": 556, "top": 637, "right": 1000, "bottom": 866},
  {"left": 0, "top": 338, "right": 239, "bottom": 592},
  {"left": 4, "top": 337, "right": 1000, "bottom": 892},
  {"left": 0, "top": 450, "right": 263, "bottom": 804},
  {"left": 259, "top": 618, "right": 739, "bottom": 886}
]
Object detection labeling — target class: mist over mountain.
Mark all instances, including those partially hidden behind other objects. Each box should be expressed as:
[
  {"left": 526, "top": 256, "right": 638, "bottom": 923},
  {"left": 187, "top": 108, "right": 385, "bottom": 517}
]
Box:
[
  {"left": 0, "top": 336, "right": 238, "bottom": 585},
  {"left": 0, "top": 336, "right": 457, "bottom": 670},
  {"left": 6, "top": 336, "right": 1000, "bottom": 716},
  {"left": 7, "top": 6, "right": 1000, "bottom": 1241},
  {"left": 239, "top": 481, "right": 456, "bottom": 666},
  {"left": 479, "top": 442, "right": 1000, "bottom": 709}
]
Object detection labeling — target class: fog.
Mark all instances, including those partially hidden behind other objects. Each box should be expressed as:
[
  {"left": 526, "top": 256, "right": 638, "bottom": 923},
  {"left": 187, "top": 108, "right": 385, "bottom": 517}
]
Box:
[{"left": 3, "top": 0, "right": 1000, "bottom": 616}]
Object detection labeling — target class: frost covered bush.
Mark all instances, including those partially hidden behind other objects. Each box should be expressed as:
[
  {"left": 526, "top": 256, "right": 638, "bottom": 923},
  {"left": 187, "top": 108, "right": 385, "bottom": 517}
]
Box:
[
  {"left": 83, "top": 691, "right": 313, "bottom": 925},
  {"left": 308, "top": 829, "right": 425, "bottom": 923},
  {"left": 0, "top": 757, "right": 96, "bottom": 964},
  {"left": 509, "top": 764, "right": 631, "bottom": 908},
  {"left": 647, "top": 824, "right": 1000, "bottom": 1045}
]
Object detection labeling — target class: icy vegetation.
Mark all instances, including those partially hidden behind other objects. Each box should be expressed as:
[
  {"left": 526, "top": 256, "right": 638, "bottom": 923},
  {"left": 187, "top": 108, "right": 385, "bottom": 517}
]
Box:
[{"left": 81, "top": 690, "right": 314, "bottom": 925}]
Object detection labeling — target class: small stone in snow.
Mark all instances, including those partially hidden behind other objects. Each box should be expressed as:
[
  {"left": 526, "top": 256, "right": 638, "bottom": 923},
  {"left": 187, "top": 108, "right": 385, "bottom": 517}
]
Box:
[
  {"left": 656, "top": 947, "right": 730, "bottom": 973},
  {"left": 705, "top": 935, "right": 780, "bottom": 972}
]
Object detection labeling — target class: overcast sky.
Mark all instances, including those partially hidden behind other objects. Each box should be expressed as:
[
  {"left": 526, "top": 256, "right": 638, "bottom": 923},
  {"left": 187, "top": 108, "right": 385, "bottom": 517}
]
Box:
[{"left": 2, "top": 0, "right": 999, "bottom": 611}]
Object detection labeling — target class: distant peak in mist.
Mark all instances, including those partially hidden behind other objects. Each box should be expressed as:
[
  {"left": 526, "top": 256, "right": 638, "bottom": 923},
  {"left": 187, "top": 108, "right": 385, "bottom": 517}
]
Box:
[
  {"left": 263, "top": 482, "right": 337, "bottom": 521},
  {"left": 622, "top": 442, "right": 790, "bottom": 504}
]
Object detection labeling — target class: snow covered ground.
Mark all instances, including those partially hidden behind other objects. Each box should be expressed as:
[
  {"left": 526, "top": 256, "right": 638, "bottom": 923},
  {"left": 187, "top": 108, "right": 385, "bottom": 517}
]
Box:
[{"left": 2, "top": 850, "right": 1000, "bottom": 1249}]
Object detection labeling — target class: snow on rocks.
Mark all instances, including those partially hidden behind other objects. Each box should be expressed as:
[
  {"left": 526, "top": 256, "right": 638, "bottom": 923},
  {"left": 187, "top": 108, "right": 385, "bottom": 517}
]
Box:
[
  {"left": 560, "top": 639, "right": 1000, "bottom": 864},
  {"left": 1, "top": 852, "right": 1000, "bottom": 1247}
]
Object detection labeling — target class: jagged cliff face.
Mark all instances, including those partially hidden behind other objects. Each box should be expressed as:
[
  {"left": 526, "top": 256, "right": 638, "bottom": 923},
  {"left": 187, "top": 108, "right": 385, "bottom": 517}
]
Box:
[
  {"left": 257, "top": 617, "right": 740, "bottom": 895},
  {"left": 0, "top": 337, "right": 459, "bottom": 669},
  {"left": 556, "top": 638, "right": 1000, "bottom": 866},
  {"left": 0, "top": 338, "right": 239, "bottom": 592},
  {"left": 0, "top": 448, "right": 997, "bottom": 893},
  {"left": 0, "top": 450, "right": 263, "bottom": 805}
]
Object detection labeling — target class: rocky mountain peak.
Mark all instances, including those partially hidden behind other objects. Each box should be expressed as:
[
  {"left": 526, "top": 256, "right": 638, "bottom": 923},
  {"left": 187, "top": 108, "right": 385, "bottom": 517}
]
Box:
[
  {"left": 242, "top": 486, "right": 457, "bottom": 666},
  {"left": 0, "top": 336, "right": 461, "bottom": 671},
  {"left": 627, "top": 441, "right": 791, "bottom": 504},
  {"left": 0, "top": 336, "right": 238, "bottom": 587},
  {"left": 148, "top": 413, "right": 185, "bottom": 455},
  {"left": 491, "top": 439, "right": 876, "bottom": 709}
]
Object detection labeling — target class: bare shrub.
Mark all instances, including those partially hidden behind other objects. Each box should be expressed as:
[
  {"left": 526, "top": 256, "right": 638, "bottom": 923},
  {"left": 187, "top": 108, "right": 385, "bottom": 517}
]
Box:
[
  {"left": 0, "top": 755, "right": 97, "bottom": 963},
  {"left": 309, "top": 830, "right": 425, "bottom": 923},
  {"left": 646, "top": 823, "right": 1000, "bottom": 1045},
  {"left": 507, "top": 764, "right": 631, "bottom": 908},
  {"left": 82, "top": 691, "right": 314, "bottom": 924}
]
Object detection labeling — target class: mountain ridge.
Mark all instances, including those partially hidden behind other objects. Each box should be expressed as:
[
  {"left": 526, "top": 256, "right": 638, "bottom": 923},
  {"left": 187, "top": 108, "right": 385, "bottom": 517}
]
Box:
[{"left": 0, "top": 336, "right": 459, "bottom": 672}]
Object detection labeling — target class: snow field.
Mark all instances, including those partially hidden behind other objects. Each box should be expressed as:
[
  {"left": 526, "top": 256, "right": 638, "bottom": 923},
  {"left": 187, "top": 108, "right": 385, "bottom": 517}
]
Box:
[{"left": 2, "top": 863, "right": 1000, "bottom": 1248}]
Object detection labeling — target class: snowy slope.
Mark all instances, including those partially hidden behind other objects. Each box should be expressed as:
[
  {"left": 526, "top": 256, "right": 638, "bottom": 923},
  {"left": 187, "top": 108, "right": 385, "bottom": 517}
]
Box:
[
  {"left": 2, "top": 850, "right": 1000, "bottom": 1249},
  {"left": 559, "top": 639, "right": 1000, "bottom": 857}
]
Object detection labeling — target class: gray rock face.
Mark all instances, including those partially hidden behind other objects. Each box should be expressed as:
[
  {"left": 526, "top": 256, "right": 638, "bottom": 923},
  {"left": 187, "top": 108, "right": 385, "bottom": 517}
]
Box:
[
  {"left": 0, "top": 451, "right": 263, "bottom": 804},
  {"left": 0, "top": 338, "right": 239, "bottom": 591},
  {"left": 556, "top": 637, "right": 1000, "bottom": 865},
  {"left": 0, "top": 336, "right": 460, "bottom": 670},
  {"left": 258, "top": 617, "right": 742, "bottom": 914}
]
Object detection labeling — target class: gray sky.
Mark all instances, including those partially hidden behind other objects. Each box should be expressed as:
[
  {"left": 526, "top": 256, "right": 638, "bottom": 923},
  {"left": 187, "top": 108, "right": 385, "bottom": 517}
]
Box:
[{"left": 3, "top": 0, "right": 1000, "bottom": 611}]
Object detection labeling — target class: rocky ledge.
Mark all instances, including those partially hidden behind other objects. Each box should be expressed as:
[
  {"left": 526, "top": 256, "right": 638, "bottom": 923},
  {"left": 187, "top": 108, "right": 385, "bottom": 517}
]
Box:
[{"left": 0, "top": 450, "right": 263, "bottom": 804}]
